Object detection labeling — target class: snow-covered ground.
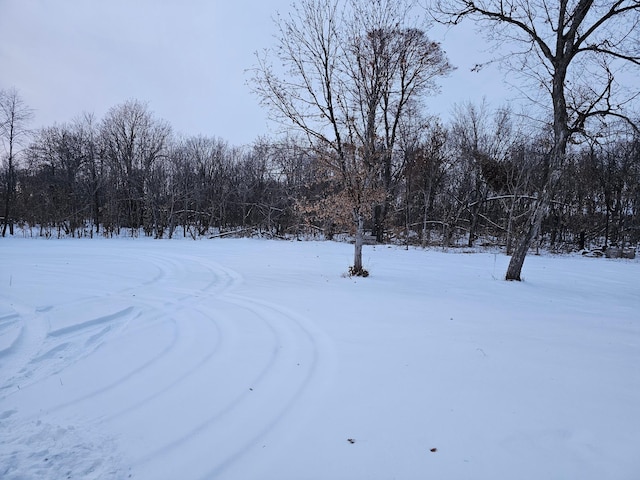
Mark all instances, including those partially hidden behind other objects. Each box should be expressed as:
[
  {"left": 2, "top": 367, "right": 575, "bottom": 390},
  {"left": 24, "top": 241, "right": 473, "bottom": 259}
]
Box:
[{"left": 1, "top": 237, "right": 639, "bottom": 480}]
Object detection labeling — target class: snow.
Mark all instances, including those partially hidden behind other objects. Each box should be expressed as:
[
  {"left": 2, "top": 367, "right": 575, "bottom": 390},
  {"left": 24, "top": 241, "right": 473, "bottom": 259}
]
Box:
[{"left": 1, "top": 237, "right": 639, "bottom": 480}]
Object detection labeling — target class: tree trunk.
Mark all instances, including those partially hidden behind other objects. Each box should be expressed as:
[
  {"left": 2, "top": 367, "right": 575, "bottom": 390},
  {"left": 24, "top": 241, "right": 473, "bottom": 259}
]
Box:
[
  {"left": 421, "top": 184, "right": 434, "bottom": 247},
  {"left": 468, "top": 200, "right": 481, "bottom": 247},
  {"left": 1, "top": 180, "right": 10, "bottom": 237},
  {"left": 505, "top": 57, "right": 569, "bottom": 280},
  {"left": 468, "top": 183, "right": 487, "bottom": 247},
  {"left": 352, "top": 210, "right": 365, "bottom": 275},
  {"left": 2, "top": 149, "right": 15, "bottom": 237},
  {"left": 505, "top": 194, "right": 547, "bottom": 280},
  {"left": 373, "top": 204, "right": 383, "bottom": 243},
  {"left": 505, "top": 224, "right": 534, "bottom": 281},
  {"left": 505, "top": 198, "right": 515, "bottom": 255}
]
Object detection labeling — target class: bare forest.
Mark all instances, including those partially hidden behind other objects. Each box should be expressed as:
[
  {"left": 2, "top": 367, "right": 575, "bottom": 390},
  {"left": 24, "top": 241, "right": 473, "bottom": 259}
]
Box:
[
  {"left": 2, "top": 0, "right": 639, "bottom": 274},
  {"left": 1, "top": 96, "right": 638, "bottom": 252}
]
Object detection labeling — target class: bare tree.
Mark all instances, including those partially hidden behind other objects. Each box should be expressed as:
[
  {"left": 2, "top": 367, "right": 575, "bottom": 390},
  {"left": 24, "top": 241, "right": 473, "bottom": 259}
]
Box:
[
  {"left": 0, "top": 88, "right": 33, "bottom": 236},
  {"left": 71, "top": 113, "right": 103, "bottom": 235},
  {"left": 449, "top": 101, "right": 529, "bottom": 247},
  {"left": 252, "top": 0, "right": 452, "bottom": 274},
  {"left": 433, "top": 0, "right": 640, "bottom": 280},
  {"left": 583, "top": 126, "right": 640, "bottom": 248},
  {"left": 100, "top": 100, "right": 171, "bottom": 235},
  {"left": 345, "top": 6, "right": 454, "bottom": 242},
  {"left": 28, "top": 124, "right": 86, "bottom": 236},
  {"left": 398, "top": 116, "right": 452, "bottom": 245}
]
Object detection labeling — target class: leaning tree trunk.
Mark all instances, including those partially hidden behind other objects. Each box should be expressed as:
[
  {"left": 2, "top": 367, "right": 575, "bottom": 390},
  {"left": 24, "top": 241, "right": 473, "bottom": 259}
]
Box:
[
  {"left": 505, "top": 144, "right": 564, "bottom": 280},
  {"left": 506, "top": 64, "right": 569, "bottom": 281},
  {"left": 505, "top": 202, "right": 544, "bottom": 280}
]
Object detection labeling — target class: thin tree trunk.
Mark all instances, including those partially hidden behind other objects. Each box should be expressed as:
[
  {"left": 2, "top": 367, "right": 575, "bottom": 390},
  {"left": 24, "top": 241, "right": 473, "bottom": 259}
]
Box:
[
  {"left": 468, "top": 200, "right": 481, "bottom": 247},
  {"left": 421, "top": 183, "right": 432, "bottom": 247},
  {"left": 373, "top": 204, "right": 383, "bottom": 243},
  {"left": 505, "top": 199, "right": 515, "bottom": 255},
  {"left": 352, "top": 210, "right": 365, "bottom": 275},
  {"left": 2, "top": 147, "right": 14, "bottom": 237},
  {"left": 1, "top": 177, "right": 10, "bottom": 236}
]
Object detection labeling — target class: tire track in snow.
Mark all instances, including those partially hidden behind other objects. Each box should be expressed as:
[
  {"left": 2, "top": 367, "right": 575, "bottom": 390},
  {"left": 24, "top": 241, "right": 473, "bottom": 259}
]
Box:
[
  {"left": 71, "top": 251, "right": 333, "bottom": 479},
  {"left": 0, "top": 245, "right": 188, "bottom": 479},
  {"left": 0, "top": 302, "right": 50, "bottom": 396},
  {"left": 91, "top": 252, "right": 241, "bottom": 417},
  {"left": 111, "top": 252, "right": 335, "bottom": 479},
  {"left": 4, "top": 249, "right": 225, "bottom": 415},
  {"left": 0, "top": 309, "right": 21, "bottom": 357},
  {"left": 1, "top": 243, "right": 335, "bottom": 480},
  {"left": 1, "top": 247, "right": 183, "bottom": 480},
  {"left": 0, "top": 298, "right": 141, "bottom": 399},
  {"left": 3, "top": 249, "right": 237, "bottom": 419},
  {"left": 0, "top": 247, "right": 167, "bottom": 398},
  {"left": 193, "top": 292, "right": 334, "bottom": 480}
]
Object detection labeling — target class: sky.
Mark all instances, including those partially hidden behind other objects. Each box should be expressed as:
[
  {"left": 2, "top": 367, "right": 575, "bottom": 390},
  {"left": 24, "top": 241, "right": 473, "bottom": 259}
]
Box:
[{"left": 0, "top": 0, "right": 509, "bottom": 146}]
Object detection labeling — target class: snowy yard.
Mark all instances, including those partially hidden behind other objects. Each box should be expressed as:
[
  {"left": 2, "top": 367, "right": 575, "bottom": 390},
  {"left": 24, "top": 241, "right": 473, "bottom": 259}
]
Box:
[{"left": 1, "top": 237, "right": 639, "bottom": 480}]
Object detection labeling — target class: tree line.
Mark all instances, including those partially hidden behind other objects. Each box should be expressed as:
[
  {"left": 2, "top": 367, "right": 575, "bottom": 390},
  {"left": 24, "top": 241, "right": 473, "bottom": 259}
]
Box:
[
  {"left": 2, "top": 0, "right": 639, "bottom": 282},
  {"left": 1, "top": 94, "right": 638, "bottom": 252}
]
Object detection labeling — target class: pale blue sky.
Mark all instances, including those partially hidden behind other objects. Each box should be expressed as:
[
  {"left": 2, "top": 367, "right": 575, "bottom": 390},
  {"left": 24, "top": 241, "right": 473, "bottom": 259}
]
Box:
[{"left": 0, "top": 0, "right": 507, "bottom": 145}]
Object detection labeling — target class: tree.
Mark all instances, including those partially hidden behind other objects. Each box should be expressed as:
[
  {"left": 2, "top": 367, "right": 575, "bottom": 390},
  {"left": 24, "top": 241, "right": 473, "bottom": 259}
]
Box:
[
  {"left": 0, "top": 88, "right": 33, "bottom": 236},
  {"left": 583, "top": 127, "right": 640, "bottom": 248},
  {"left": 99, "top": 100, "right": 171, "bottom": 235},
  {"left": 252, "top": 0, "right": 452, "bottom": 275},
  {"left": 73, "top": 113, "right": 103, "bottom": 235},
  {"left": 398, "top": 116, "right": 451, "bottom": 245},
  {"left": 28, "top": 124, "right": 87, "bottom": 236},
  {"left": 449, "top": 101, "right": 521, "bottom": 247},
  {"left": 433, "top": 0, "right": 640, "bottom": 280}
]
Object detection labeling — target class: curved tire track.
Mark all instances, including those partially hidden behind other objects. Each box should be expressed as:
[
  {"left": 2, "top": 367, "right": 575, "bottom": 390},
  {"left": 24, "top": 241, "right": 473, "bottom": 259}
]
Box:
[{"left": 0, "top": 242, "right": 334, "bottom": 480}]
